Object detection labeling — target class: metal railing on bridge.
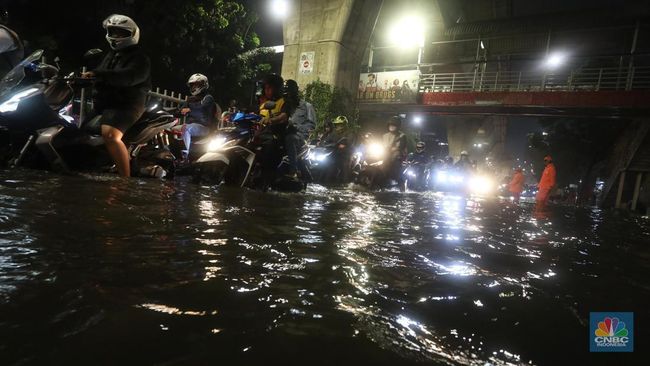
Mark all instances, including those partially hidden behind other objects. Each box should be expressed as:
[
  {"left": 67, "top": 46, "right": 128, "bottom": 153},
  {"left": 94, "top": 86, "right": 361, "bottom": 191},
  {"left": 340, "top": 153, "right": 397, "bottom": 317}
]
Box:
[{"left": 419, "top": 66, "right": 650, "bottom": 93}]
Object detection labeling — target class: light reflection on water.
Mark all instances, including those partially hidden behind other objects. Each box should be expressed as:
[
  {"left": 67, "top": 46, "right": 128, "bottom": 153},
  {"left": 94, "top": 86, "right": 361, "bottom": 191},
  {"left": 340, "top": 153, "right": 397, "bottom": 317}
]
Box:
[{"left": 0, "top": 170, "right": 648, "bottom": 365}]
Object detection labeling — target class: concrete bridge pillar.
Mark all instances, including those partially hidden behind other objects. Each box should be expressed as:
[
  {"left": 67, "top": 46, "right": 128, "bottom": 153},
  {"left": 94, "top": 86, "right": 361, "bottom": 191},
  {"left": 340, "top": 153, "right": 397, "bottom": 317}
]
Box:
[
  {"left": 281, "top": 0, "right": 381, "bottom": 92},
  {"left": 446, "top": 117, "right": 483, "bottom": 159}
]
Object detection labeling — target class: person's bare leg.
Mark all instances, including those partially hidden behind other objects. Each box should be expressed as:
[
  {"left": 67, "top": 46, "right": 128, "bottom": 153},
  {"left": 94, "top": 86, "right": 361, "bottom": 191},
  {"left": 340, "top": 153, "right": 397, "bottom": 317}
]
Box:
[{"left": 101, "top": 125, "right": 130, "bottom": 177}]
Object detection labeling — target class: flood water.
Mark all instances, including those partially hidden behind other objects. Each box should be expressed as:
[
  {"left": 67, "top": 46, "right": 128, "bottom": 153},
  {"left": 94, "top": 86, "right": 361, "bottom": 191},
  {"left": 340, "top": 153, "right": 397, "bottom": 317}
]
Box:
[{"left": 0, "top": 169, "right": 647, "bottom": 365}]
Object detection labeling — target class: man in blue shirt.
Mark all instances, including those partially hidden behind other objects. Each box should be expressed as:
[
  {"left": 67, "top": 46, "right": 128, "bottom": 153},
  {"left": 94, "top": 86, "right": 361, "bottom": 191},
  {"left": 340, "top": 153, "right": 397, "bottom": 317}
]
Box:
[
  {"left": 180, "top": 73, "right": 219, "bottom": 160},
  {"left": 284, "top": 79, "right": 316, "bottom": 141}
]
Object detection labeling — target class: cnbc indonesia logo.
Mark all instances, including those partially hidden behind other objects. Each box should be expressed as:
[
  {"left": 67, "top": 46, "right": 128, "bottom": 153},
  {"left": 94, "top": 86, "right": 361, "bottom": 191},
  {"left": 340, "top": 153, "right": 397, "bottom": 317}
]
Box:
[{"left": 590, "top": 313, "right": 633, "bottom": 352}]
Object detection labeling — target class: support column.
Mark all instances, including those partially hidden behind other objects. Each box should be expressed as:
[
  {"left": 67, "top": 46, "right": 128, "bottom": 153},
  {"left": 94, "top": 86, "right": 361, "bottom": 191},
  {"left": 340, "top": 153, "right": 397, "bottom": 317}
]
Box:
[
  {"left": 615, "top": 171, "right": 626, "bottom": 209},
  {"left": 631, "top": 172, "right": 643, "bottom": 211},
  {"left": 446, "top": 117, "right": 482, "bottom": 158},
  {"left": 487, "top": 115, "right": 508, "bottom": 160},
  {"left": 281, "top": 0, "right": 382, "bottom": 93}
]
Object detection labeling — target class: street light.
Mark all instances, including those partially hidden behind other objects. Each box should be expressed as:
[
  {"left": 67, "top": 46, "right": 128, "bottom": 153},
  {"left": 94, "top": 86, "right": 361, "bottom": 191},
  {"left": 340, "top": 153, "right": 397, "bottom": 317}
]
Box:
[
  {"left": 269, "top": 0, "right": 289, "bottom": 20},
  {"left": 545, "top": 52, "right": 566, "bottom": 69},
  {"left": 387, "top": 15, "right": 425, "bottom": 49},
  {"left": 387, "top": 15, "right": 426, "bottom": 70},
  {"left": 413, "top": 115, "right": 423, "bottom": 126}
]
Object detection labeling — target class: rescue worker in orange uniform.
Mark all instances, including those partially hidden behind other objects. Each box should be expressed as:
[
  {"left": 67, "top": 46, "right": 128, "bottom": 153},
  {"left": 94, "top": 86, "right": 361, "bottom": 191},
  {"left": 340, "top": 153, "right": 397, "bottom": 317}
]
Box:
[
  {"left": 508, "top": 167, "right": 525, "bottom": 203},
  {"left": 536, "top": 155, "right": 557, "bottom": 207}
]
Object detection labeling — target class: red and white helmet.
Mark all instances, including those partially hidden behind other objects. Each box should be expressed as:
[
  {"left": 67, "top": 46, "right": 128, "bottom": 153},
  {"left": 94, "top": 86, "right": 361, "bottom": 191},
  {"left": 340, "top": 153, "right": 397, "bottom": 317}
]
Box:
[
  {"left": 187, "top": 73, "right": 209, "bottom": 96},
  {"left": 103, "top": 14, "right": 140, "bottom": 51}
]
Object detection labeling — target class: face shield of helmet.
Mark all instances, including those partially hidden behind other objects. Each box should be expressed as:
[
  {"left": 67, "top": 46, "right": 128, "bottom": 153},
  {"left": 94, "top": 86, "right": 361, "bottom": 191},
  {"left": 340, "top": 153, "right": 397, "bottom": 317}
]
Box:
[
  {"left": 107, "top": 27, "right": 132, "bottom": 39},
  {"left": 188, "top": 81, "right": 205, "bottom": 96}
]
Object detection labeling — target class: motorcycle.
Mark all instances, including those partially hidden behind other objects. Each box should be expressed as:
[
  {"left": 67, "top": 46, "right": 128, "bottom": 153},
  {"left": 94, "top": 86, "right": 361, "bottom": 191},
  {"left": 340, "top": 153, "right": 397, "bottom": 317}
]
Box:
[
  {"left": 192, "top": 103, "right": 312, "bottom": 192},
  {"left": 308, "top": 137, "right": 354, "bottom": 185},
  {"left": 402, "top": 159, "right": 432, "bottom": 191},
  {"left": 432, "top": 165, "right": 495, "bottom": 196},
  {"left": 354, "top": 139, "right": 403, "bottom": 190},
  {"left": 0, "top": 50, "right": 177, "bottom": 177}
]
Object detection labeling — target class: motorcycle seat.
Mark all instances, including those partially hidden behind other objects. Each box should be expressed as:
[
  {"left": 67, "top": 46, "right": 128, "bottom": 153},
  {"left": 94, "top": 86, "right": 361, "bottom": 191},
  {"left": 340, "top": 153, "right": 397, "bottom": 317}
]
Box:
[{"left": 122, "top": 111, "right": 175, "bottom": 145}]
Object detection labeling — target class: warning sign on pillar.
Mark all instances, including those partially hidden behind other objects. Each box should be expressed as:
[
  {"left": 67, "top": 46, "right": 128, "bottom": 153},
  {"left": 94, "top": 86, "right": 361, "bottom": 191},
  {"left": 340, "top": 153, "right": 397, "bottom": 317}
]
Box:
[{"left": 299, "top": 51, "right": 315, "bottom": 75}]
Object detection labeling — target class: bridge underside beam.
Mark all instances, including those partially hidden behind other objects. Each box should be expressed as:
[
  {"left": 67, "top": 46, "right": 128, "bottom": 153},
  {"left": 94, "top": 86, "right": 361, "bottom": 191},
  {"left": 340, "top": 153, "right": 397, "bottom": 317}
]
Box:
[
  {"left": 358, "top": 103, "right": 650, "bottom": 119},
  {"left": 422, "top": 90, "right": 650, "bottom": 109}
]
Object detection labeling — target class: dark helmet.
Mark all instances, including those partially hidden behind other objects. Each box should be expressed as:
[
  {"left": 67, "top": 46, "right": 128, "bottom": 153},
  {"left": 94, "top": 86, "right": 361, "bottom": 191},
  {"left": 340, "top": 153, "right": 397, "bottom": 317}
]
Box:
[
  {"left": 388, "top": 115, "right": 402, "bottom": 128},
  {"left": 262, "top": 74, "right": 284, "bottom": 95},
  {"left": 416, "top": 141, "right": 426, "bottom": 151},
  {"left": 284, "top": 79, "right": 299, "bottom": 96},
  {"left": 444, "top": 156, "right": 454, "bottom": 164}
]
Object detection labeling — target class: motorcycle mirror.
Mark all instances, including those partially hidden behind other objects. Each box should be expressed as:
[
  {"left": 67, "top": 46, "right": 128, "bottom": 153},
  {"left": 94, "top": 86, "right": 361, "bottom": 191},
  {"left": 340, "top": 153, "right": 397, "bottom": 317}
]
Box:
[{"left": 263, "top": 101, "right": 276, "bottom": 110}]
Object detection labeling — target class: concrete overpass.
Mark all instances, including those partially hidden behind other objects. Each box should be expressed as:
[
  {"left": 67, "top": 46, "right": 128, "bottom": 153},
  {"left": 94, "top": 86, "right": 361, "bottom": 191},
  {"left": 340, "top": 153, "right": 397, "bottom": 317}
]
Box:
[{"left": 280, "top": 0, "right": 650, "bottom": 210}]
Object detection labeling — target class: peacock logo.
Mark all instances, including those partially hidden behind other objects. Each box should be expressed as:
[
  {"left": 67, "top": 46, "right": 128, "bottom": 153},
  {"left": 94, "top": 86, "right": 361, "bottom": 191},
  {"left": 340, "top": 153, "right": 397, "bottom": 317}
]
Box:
[
  {"left": 590, "top": 313, "right": 633, "bottom": 352},
  {"left": 594, "top": 317, "right": 628, "bottom": 338}
]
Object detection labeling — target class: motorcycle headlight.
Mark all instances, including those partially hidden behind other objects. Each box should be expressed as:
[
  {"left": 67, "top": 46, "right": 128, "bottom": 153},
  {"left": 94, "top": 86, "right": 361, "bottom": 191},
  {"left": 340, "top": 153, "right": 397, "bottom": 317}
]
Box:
[
  {"left": 0, "top": 88, "right": 40, "bottom": 113},
  {"left": 207, "top": 136, "right": 228, "bottom": 152},
  {"left": 436, "top": 171, "right": 448, "bottom": 183},
  {"left": 406, "top": 169, "right": 416, "bottom": 178},
  {"left": 469, "top": 176, "right": 494, "bottom": 194},
  {"left": 367, "top": 142, "right": 385, "bottom": 159},
  {"left": 450, "top": 174, "right": 464, "bottom": 184}
]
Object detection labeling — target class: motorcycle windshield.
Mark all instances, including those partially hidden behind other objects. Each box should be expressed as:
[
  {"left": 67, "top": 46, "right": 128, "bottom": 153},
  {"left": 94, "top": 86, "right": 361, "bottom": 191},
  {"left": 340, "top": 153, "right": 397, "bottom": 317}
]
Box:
[{"left": 0, "top": 50, "right": 44, "bottom": 97}]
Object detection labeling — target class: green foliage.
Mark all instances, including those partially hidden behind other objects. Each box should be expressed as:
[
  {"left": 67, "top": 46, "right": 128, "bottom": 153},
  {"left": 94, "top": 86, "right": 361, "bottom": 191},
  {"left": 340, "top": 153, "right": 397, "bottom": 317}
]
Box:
[{"left": 303, "top": 80, "right": 359, "bottom": 133}]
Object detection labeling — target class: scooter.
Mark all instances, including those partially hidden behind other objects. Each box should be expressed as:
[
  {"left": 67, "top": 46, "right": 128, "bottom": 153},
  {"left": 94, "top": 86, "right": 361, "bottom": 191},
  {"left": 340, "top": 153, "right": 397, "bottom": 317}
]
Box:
[
  {"left": 192, "top": 103, "right": 312, "bottom": 192},
  {"left": 354, "top": 139, "right": 395, "bottom": 190},
  {"left": 0, "top": 49, "right": 177, "bottom": 177},
  {"left": 402, "top": 159, "right": 432, "bottom": 191},
  {"left": 308, "top": 137, "right": 354, "bottom": 185}
]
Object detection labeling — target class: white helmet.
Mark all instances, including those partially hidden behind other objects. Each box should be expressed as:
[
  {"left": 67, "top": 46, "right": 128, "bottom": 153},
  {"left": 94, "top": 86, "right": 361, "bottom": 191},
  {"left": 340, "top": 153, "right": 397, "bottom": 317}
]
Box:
[
  {"left": 187, "top": 73, "right": 209, "bottom": 96},
  {"left": 460, "top": 150, "right": 469, "bottom": 156},
  {"left": 103, "top": 14, "right": 140, "bottom": 51}
]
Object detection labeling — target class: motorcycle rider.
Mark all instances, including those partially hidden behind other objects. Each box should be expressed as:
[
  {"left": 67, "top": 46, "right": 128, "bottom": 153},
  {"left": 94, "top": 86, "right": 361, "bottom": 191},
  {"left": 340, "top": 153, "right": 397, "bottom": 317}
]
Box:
[
  {"left": 284, "top": 79, "right": 316, "bottom": 142},
  {"left": 318, "top": 121, "right": 335, "bottom": 144},
  {"left": 0, "top": 24, "right": 23, "bottom": 75},
  {"left": 408, "top": 141, "right": 431, "bottom": 165},
  {"left": 455, "top": 150, "right": 473, "bottom": 171},
  {"left": 180, "top": 73, "right": 217, "bottom": 161},
  {"left": 221, "top": 99, "right": 239, "bottom": 127},
  {"left": 258, "top": 74, "right": 297, "bottom": 178},
  {"left": 382, "top": 116, "right": 408, "bottom": 186},
  {"left": 82, "top": 14, "right": 151, "bottom": 177},
  {"left": 320, "top": 116, "right": 355, "bottom": 182}
]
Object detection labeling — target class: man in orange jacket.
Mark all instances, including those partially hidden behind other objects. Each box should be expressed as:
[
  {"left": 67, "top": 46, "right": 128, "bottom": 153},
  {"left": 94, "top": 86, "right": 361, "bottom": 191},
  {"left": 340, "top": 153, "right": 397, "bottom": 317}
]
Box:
[
  {"left": 536, "top": 155, "right": 557, "bottom": 207},
  {"left": 508, "top": 167, "right": 525, "bottom": 203}
]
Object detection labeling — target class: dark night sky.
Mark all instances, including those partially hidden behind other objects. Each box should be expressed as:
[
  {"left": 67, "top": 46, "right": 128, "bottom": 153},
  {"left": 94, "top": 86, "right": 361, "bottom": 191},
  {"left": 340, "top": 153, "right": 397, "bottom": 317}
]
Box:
[{"left": 245, "top": 0, "right": 284, "bottom": 47}]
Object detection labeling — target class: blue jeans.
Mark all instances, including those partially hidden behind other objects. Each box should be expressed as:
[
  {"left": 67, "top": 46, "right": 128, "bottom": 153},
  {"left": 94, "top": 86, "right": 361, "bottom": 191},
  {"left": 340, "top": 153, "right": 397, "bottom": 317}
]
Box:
[{"left": 182, "top": 123, "right": 209, "bottom": 158}]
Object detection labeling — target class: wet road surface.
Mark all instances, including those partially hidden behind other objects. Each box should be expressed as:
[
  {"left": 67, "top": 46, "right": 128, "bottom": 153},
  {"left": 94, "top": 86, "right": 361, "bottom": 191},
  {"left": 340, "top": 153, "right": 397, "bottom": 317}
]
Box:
[{"left": 0, "top": 169, "right": 648, "bottom": 365}]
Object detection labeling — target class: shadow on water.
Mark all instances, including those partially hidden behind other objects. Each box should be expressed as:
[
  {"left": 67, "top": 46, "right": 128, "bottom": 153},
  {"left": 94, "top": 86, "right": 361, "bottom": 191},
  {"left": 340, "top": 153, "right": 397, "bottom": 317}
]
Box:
[{"left": 0, "top": 169, "right": 648, "bottom": 365}]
